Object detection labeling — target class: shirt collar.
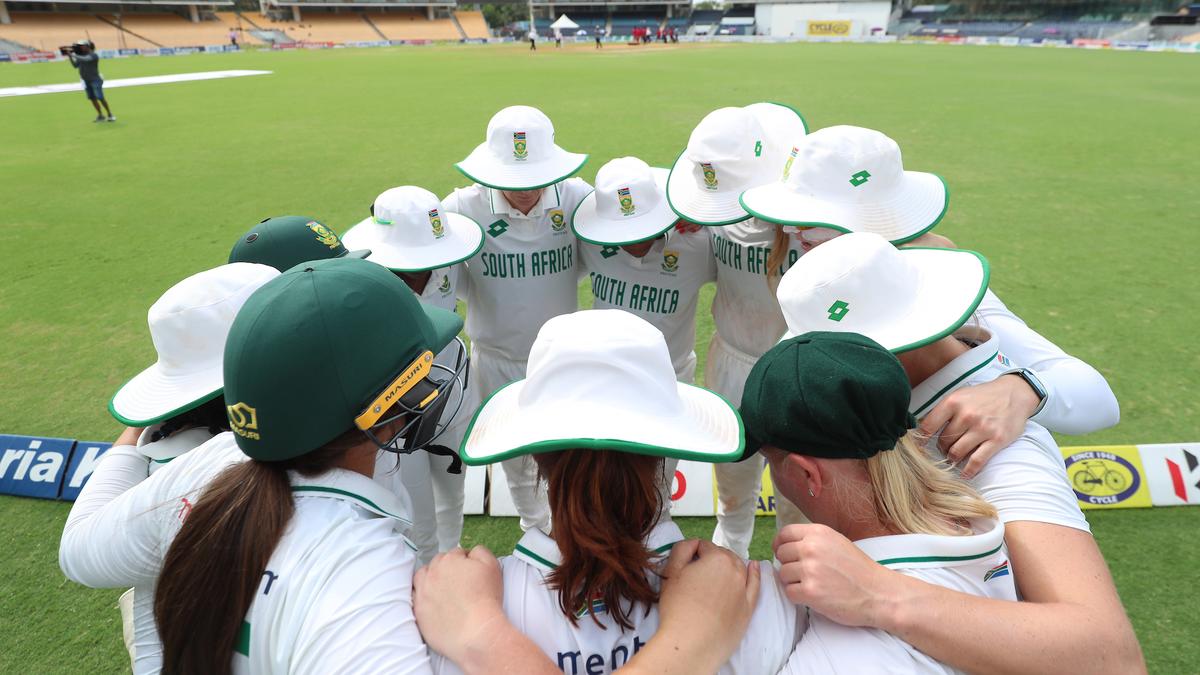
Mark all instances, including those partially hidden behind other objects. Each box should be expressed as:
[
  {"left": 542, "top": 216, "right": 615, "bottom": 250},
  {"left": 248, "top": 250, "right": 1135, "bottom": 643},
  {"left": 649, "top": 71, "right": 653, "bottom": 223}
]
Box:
[
  {"left": 288, "top": 468, "right": 412, "bottom": 526},
  {"left": 137, "top": 426, "right": 216, "bottom": 463},
  {"left": 854, "top": 518, "right": 1005, "bottom": 570},
  {"left": 909, "top": 328, "right": 1001, "bottom": 418},
  {"left": 514, "top": 520, "right": 684, "bottom": 573},
  {"left": 487, "top": 182, "right": 563, "bottom": 217}
]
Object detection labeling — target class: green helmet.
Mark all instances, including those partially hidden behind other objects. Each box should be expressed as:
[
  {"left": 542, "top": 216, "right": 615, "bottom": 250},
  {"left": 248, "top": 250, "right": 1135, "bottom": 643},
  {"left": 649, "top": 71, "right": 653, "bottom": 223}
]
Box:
[
  {"left": 228, "top": 216, "right": 370, "bottom": 272},
  {"left": 222, "top": 256, "right": 462, "bottom": 461}
]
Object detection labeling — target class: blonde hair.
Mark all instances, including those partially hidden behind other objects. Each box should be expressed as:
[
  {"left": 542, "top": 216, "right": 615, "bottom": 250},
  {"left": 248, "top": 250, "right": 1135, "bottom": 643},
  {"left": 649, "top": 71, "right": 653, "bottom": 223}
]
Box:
[
  {"left": 862, "top": 432, "right": 996, "bottom": 537},
  {"left": 766, "top": 222, "right": 790, "bottom": 290}
]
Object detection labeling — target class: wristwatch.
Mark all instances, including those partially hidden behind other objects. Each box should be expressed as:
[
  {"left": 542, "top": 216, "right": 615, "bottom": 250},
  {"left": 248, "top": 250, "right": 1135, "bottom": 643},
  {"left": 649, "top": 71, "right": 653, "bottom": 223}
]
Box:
[{"left": 1004, "top": 368, "right": 1048, "bottom": 418}]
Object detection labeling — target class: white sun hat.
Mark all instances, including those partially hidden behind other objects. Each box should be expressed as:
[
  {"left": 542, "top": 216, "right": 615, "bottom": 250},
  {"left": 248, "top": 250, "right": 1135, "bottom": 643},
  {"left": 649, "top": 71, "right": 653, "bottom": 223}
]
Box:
[
  {"left": 342, "top": 186, "right": 484, "bottom": 272},
  {"left": 571, "top": 157, "right": 675, "bottom": 246},
  {"left": 455, "top": 106, "right": 589, "bottom": 191},
  {"left": 109, "top": 263, "right": 280, "bottom": 425},
  {"left": 460, "top": 309, "right": 744, "bottom": 466},
  {"left": 777, "top": 232, "right": 989, "bottom": 353},
  {"left": 666, "top": 102, "right": 808, "bottom": 226},
  {"left": 741, "top": 125, "right": 949, "bottom": 244}
]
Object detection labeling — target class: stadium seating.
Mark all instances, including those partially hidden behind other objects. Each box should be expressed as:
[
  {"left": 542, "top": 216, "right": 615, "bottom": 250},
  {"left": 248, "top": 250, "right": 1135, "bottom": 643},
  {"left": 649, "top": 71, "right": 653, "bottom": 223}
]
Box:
[
  {"left": 0, "top": 12, "right": 157, "bottom": 51},
  {"left": 260, "top": 13, "right": 381, "bottom": 43},
  {"left": 454, "top": 10, "right": 488, "bottom": 39},
  {"left": 368, "top": 10, "right": 462, "bottom": 40},
  {"left": 99, "top": 13, "right": 241, "bottom": 48}
]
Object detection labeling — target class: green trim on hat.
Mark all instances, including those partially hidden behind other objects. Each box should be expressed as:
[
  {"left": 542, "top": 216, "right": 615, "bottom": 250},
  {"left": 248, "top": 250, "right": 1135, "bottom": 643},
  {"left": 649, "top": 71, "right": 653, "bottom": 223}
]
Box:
[
  {"left": 764, "top": 100, "right": 810, "bottom": 134},
  {"left": 569, "top": 189, "right": 675, "bottom": 247},
  {"left": 738, "top": 173, "right": 949, "bottom": 245},
  {"left": 876, "top": 541, "right": 1003, "bottom": 567},
  {"left": 910, "top": 349, "right": 998, "bottom": 417},
  {"left": 459, "top": 381, "right": 745, "bottom": 466},
  {"left": 107, "top": 385, "right": 224, "bottom": 427},
  {"left": 889, "top": 248, "right": 991, "bottom": 354},
  {"left": 453, "top": 154, "right": 590, "bottom": 192},
  {"left": 377, "top": 214, "right": 486, "bottom": 273},
  {"left": 666, "top": 148, "right": 753, "bottom": 227}
]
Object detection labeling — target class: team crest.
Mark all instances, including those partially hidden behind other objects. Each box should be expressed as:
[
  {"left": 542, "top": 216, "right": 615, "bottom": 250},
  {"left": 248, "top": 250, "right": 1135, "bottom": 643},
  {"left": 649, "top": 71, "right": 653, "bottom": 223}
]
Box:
[
  {"left": 661, "top": 250, "right": 680, "bottom": 273},
  {"left": 782, "top": 147, "right": 799, "bottom": 180},
  {"left": 227, "top": 402, "right": 260, "bottom": 441},
  {"left": 550, "top": 210, "right": 566, "bottom": 232},
  {"left": 600, "top": 246, "right": 619, "bottom": 259},
  {"left": 428, "top": 209, "right": 446, "bottom": 239},
  {"left": 513, "top": 131, "right": 528, "bottom": 161},
  {"left": 617, "top": 187, "right": 635, "bottom": 216},
  {"left": 700, "top": 163, "right": 718, "bottom": 191},
  {"left": 438, "top": 274, "right": 451, "bottom": 293},
  {"left": 307, "top": 221, "right": 340, "bottom": 250}
]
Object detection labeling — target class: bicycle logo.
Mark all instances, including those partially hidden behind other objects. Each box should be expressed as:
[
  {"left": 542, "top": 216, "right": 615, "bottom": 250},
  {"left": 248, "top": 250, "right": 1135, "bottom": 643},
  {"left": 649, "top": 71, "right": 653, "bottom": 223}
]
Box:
[{"left": 1063, "top": 450, "right": 1141, "bottom": 506}]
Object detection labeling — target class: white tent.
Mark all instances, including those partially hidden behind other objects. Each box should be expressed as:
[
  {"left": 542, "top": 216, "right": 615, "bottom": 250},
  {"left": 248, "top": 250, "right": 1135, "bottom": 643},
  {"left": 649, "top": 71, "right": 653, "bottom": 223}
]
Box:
[{"left": 550, "top": 14, "right": 580, "bottom": 30}]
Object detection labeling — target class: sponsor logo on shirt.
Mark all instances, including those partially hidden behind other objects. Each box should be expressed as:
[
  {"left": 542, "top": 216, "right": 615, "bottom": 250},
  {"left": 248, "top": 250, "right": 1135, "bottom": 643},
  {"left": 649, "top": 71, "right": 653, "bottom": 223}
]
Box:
[
  {"left": 487, "top": 220, "right": 509, "bottom": 238},
  {"left": 983, "top": 560, "right": 1010, "bottom": 582},
  {"left": 438, "top": 274, "right": 451, "bottom": 294},
  {"left": 996, "top": 353, "right": 1012, "bottom": 368},
  {"left": 1064, "top": 450, "right": 1142, "bottom": 506},
  {"left": 228, "top": 402, "right": 261, "bottom": 441},
  {"left": 600, "top": 246, "right": 620, "bottom": 259},
  {"left": 306, "top": 222, "right": 340, "bottom": 250}
]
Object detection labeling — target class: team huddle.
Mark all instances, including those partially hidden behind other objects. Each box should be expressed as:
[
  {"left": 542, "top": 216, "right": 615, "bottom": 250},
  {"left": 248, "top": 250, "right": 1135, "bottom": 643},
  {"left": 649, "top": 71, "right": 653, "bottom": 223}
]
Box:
[{"left": 57, "top": 103, "right": 1146, "bottom": 674}]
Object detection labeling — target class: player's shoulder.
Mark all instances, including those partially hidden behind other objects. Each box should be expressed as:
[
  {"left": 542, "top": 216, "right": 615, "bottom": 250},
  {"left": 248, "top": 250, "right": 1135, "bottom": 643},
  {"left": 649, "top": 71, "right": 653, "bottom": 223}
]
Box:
[
  {"left": 558, "top": 177, "right": 594, "bottom": 202},
  {"left": 442, "top": 184, "right": 488, "bottom": 211}
]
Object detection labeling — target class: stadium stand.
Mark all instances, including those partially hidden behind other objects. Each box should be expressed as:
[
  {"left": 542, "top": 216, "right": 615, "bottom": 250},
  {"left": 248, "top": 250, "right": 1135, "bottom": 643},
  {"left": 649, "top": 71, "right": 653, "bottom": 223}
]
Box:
[
  {"left": 688, "top": 9, "right": 722, "bottom": 35},
  {"left": 609, "top": 11, "right": 664, "bottom": 37},
  {"left": 453, "top": 9, "right": 487, "bottom": 38},
  {"left": 368, "top": 9, "right": 462, "bottom": 39},
  {"left": 0, "top": 12, "right": 158, "bottom": 51}
]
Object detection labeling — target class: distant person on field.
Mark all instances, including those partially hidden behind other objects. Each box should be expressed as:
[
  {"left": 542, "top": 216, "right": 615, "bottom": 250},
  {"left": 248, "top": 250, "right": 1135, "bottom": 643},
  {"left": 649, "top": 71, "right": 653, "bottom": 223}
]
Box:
[
  {"left": 554, "top": 28, "right": 562, "bottom": 48},
  {"left": 229, "top": 29, "right": 239, "bottom": 49},
  {"left": 595, "top": 27, "right": 604, "bottom": 48},
  {"left": 64, "top": 40, "right": 114, "bottom": 122},
  {"left": 528, "top": 29, "right": 537, "bottom": 50}
]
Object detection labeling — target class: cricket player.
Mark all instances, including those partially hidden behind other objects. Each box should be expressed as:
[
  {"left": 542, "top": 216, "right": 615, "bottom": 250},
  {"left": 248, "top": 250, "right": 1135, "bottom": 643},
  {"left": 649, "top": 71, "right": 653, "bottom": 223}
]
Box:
[
  {"left": 228, "top": 215, "right": 370, "bottom": 271},
  {"left": 443, "top": 105, "right": 591, "bottom": 533},
  {"left": 342, "top": 185, "right": 484, "bottom": 564},
  {"left": 444, "top": 309, "right": 802, "bottom": 675},
  {"left": 770, "top": 233, "right": 1144, "bottom": 672},
  {"left": 740, "top": 125, "right": 1121, "bottom": 455},
  {"left": 740, "top": 331, "right": 1019, "bottom": 673},
  {"left": 665, "top": 102, "right": 810, "bottom": 557},
  {"left": 62, "top": 263, "right": 280, "bottom": 675}
]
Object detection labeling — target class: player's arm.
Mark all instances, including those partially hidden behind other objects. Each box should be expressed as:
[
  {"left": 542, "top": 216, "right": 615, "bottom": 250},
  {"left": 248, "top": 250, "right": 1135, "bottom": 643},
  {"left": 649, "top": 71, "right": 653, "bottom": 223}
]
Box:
[
  {"left": 774, "top": 524, "right": 1145, "bottom": 675},
  {"left": 975, "top": 289, "right": 1119, "bottom": 434}
]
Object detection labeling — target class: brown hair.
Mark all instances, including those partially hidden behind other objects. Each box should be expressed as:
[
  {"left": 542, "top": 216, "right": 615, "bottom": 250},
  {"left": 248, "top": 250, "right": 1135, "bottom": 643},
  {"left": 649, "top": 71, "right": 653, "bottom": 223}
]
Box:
[
  {"left": 766, "top": 222, "right": 791, "bottom": 289},
  {"left": 535, "top": 450, "right": 665, "bottom": 631},
  {"left": 154, "top": 428, "right": 361, "bottom": 675}
]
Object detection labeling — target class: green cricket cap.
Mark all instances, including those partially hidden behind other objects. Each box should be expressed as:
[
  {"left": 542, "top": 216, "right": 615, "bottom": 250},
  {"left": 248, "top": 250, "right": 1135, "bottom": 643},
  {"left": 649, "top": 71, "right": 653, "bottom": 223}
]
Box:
[
  {"left": 228, "top": 216, "right": 370, "bottom": 272},
  {"left": 222, "top": 256, "right": 462, "bottom": 462},
  {"left": 739, "top": 331, "right": 916, "bottom": 461}
]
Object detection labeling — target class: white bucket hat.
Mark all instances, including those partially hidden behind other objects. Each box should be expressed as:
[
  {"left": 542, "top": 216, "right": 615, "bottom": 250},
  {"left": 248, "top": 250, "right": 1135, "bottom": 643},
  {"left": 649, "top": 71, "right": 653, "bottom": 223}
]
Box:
[
  {"left": 109, "top": 263, "right": 279, "bottom": 425},
  {"left": 666, "top": 102, "right": 808, "bottom": 226},
  {"left": 741, "top": 126, "right": 949, "bottom": 244},
  {"left": 571, "top": 157, "right": 675, "bottom": 246},
  {"left": 342, "top": 186, "right": 484, "bottom": 272},
  {"left": 460, "top": 309, "right": 744, "bottom": 466},
  {"left": 455, "top": 106, "right": 589, "bottom": 191},
  {"left": 777, "top": 232, "right": 989, "bottom": 353}
]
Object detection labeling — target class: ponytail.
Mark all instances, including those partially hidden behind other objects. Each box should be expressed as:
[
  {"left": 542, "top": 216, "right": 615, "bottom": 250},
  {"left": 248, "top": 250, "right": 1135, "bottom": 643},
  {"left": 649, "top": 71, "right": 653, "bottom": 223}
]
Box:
[
  {"left": 864, "top": 433, "right": 997, "bottom": 537},
  {"left": 536, "top": 450, "right": 664, "bottom": 631},
  {"left": 154, "top": 430, "right": 356, "bottom": 675}
]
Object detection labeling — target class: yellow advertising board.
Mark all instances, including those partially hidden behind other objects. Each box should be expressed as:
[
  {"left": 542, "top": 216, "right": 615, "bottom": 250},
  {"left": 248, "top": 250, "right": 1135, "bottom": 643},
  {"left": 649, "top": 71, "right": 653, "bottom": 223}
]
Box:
[
  {"left": 807, "top": 20, "right": 852, "bottom": 37},
  {"left": 1062, "top": 445, "right": 1152, "bottom": 509}
]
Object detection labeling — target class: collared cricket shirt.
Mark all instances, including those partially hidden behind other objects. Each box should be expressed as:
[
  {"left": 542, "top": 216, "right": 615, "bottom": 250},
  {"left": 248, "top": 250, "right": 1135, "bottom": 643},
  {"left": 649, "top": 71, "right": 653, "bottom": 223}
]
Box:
[
  {"left": 780, "top": 518, "right": 1016, "bottom": 674},
  {"left": 581, "top": 229, "right": 716, "bottom": 380},
  {"left": 444, "top": 180, "right": 592, "bottom": 362},
  {"left": 431, "top": 521, "right": 803, "bottom": 675}
]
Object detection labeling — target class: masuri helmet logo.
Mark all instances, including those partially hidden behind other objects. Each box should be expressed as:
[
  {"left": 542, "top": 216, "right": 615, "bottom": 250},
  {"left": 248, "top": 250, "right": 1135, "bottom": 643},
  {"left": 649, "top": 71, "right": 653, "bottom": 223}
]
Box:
[{"left": 227, "top": 402, "right": 260, "bottom": 441}]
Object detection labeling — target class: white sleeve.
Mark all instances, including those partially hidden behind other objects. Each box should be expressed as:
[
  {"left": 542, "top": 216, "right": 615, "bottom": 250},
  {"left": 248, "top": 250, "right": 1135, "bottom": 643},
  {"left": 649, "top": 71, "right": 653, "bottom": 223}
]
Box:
[
  {"left": 720, "top": 563, "right": 804, "bottom": 675},
  {"left": 777, "top": 617, "right": 952, "bottom": 675},
  {"left": 291, "top": 538, "right": 433, "bottom": 675},
  {"left": 59, "top": 444, "right": 164, "bottom": 588},
  {"left": 970, "top": 423, "right": 1090, "bottom": 533},
  {"left": 976, "top": 289, "right": 1119, "bottom": 434}
]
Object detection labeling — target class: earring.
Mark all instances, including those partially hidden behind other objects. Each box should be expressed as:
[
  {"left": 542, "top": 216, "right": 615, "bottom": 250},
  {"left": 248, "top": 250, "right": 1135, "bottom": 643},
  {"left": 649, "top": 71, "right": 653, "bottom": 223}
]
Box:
[{"left": 808, "top": 488, "right": 815, "bottom": 498}]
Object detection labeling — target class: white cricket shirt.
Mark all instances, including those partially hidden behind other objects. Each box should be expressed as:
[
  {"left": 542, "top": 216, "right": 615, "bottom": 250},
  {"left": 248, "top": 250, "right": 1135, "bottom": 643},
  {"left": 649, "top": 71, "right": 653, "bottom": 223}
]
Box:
[
  {"left": 976, "top": 289, "right": 1120, "bottom": 434},
  {"left": 709, "top": 218, "right": 805, "bottom": 359},
  {"left": 431, "top": 521, "right": 804, "bottom": 675},
  {"left": 779, "top": 518, "right": 1016, "bottom": 674},
  {"left": 443, "top": 180, "right": 591, "bottom": 362},
  {"left": 581, "top": 229, "right": 716, "bottom": 380},
  {"left": 911, "top": 329, "right": 1090, "bottom": 533},
  {"left": 59, "top": 433, "right": 430, "bottom": 674}
]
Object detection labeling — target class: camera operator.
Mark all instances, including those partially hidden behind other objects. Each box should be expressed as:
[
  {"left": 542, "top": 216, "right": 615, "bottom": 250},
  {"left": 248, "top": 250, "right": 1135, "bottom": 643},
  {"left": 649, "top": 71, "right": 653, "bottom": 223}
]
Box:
[{"left": 61, "top": 40, "right": 115, "bottom": 123}]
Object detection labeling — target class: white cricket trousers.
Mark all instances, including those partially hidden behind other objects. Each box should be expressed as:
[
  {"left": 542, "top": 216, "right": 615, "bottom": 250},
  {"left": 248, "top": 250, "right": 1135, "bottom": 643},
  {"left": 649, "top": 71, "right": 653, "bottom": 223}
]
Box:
[{"left": 705, "top": 333, "right": 807, "bottom": 558}]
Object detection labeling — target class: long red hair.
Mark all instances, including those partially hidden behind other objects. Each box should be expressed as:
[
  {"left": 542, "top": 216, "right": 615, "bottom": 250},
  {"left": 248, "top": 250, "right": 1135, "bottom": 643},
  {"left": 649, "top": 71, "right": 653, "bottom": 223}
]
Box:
[{"left": 535, "top": 450, "right": 665, "bottom": 631}]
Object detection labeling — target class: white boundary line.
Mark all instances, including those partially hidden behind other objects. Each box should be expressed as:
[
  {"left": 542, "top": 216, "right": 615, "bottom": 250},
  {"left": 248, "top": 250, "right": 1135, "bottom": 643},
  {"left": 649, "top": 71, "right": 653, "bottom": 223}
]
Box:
[{"left": 0, "top": 69, "right": 272, "bottom": 99}]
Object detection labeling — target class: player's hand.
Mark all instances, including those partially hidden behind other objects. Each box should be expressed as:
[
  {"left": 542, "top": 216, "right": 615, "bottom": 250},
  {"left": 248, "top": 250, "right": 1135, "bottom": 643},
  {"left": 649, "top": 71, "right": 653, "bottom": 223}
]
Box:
[
  {"left": 919, "top": 374, "right": 1040, "bottom": 479},
  {"left": 647, "top": 539, "right": 760, "bottom": 672},
  {"left": 114, "top": 426, "right": 144, "bottom": 447},
  {"left": 674, "top": 219, "right": 703, "bottom": 234},
  {"left": 773, "top": 524, "right": 893, "bottom": 628},
  {"left": 413, "top": 545, "right": 506, "bottom": 663}
]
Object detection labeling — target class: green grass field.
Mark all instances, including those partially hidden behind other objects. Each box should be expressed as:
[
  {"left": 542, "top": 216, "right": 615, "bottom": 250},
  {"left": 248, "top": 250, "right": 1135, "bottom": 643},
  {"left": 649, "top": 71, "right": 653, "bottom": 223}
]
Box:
[{"left": 2, "top": 42, "right": 1198, "bottom": 673}]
